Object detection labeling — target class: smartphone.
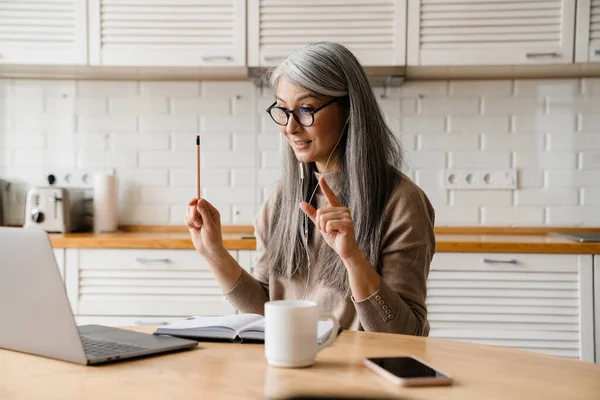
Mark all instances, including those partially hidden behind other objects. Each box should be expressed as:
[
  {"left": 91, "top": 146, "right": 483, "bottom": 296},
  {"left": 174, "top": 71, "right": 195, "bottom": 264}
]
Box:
[{"left": 364, "top": 356, "right": 453, "bottom": 387}]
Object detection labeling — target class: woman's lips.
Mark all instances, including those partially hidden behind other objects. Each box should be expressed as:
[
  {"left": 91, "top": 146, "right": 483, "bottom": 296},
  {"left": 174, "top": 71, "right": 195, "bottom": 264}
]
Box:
[{"left": 292, "top": 140, "right": 312, "bottom": 150}]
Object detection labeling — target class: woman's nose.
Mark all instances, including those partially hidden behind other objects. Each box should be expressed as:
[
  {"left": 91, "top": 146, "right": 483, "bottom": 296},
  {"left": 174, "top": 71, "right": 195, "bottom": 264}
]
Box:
[{"left": 285, "top": 114, "right": 301, "bottom": 135}]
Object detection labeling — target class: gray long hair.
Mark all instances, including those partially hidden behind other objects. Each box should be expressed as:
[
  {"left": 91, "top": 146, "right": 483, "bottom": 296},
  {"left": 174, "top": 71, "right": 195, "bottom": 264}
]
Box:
[{"left": 264, "top": 42, "right": 404, "bottom": 294}]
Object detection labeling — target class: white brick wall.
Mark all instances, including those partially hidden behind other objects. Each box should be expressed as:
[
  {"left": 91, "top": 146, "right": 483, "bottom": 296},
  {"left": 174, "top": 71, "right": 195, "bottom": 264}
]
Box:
[
  {"left": 449, "top": 115, "right": 510, "bottom": 134},
  {"left": 482, "top": 206, "right": 545, "bottom": 226},
  {"left": 141, "top": 82, "right": 199, "bottom": 97},
  {"left": 580, "top": 152, "right": 600, "bottom": 169},
  {"left": 449, "top": 80, "right": 512, "bottom": 97},
  {"left": 449, "top": 151, "right": 511, "bottom": 168},
  {"left": 1, "top": 78, "right": 599, "bottom": 227}
]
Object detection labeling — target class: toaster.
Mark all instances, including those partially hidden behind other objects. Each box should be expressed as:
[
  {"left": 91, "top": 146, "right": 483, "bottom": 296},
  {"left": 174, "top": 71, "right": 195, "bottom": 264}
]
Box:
[
  {"left": 0, "top": 178, "right": 8, "bottom": 226},
  {"left": 24, "top": 187, "right": 86, "bottom": 233}
]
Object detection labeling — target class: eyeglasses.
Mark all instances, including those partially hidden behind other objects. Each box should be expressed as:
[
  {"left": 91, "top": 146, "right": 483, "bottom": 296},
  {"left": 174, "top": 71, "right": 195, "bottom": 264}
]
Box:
[{"left": 266, "top": 98, "right": 337, "bottom": 127}]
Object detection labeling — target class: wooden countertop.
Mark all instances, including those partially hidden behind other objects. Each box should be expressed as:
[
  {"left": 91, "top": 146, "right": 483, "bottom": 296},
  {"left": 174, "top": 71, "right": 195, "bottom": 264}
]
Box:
[
  {"left": 48, "top": 227, "right": 600, "bottom": 254},
  {"left": 2, "top": 327, "right": 599, "bottom": 399},
  {"left": 50, "top": 232, "right": 258, "bottom": 250}
]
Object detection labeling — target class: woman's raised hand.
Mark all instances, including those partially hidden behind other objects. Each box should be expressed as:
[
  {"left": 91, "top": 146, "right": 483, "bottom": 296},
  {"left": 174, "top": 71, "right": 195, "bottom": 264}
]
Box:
[
  {"left": 299, "top": 177, "right": 361, "bottom": 261},
  {"left": 185, "top": 198, "right": 227, "bottom": 264}
]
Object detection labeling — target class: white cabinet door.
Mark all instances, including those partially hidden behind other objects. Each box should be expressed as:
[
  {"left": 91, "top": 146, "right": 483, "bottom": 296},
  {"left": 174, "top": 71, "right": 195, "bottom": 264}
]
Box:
[
  {"left": 575, "top": 0, "right": 600, "bottom": 62},
  {"left": 53, "top": 248, "right": 65, "bottom": 282},
  {"left": 0, "top": 1, "right": 87, "bottom": 65},
  {"left": 427, "top": 253, "right": 594, "bottom": 361},
  {"left": 248, "top": 0, "right": 407, "bottom": 67},
  {"left": 594, "top": 254, "right": 599, "bottom": 363},
  {"left": 65, "top": 249, "right": 236, "bottom": 318},
  {"left": 89, "top": 0, "right": 246, "bottom": 66},
  {"left": 237, "top": 250, "right": 258, "bottom": 274},
  {"left": 407, "top": 0, "right": 576, "bottom": 66}
]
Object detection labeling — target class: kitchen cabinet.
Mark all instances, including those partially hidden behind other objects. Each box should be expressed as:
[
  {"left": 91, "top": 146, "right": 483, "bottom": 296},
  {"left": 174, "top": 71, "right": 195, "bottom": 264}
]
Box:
[
  {"left": 407, "top": 0, "right": 576, "bottom": 66},
  {"left": 238, "top": 250, "right": 258, "bottom": 275},
  {"left": 64, "top": 249, "right": 240, "bottom": 325},
  {"left": 595, "top": 255, "right": 599, "bottom": 363},
  {"left": 235, "top": 249, "right": 595, "bottom": 361},
  {"left": 2, "top": 0, "right": 600, "bottom": 76},
  {"left": 427, "top": 252, "right": 594, "bottom": 362},
  {"left": 247, "top": 0, "right": 407, "bottom": 67},
  {"left": 0, "top": 1, "right": 87, "bottom": 65},
  {"left": 88, "top": 0, "right": 246, "bottom": 67},
  {"left": 575, "top": 0, "right": 600, "bottom": 62},
  {"left": 53, "top": 249, "right": 65, "bottom": 281}
]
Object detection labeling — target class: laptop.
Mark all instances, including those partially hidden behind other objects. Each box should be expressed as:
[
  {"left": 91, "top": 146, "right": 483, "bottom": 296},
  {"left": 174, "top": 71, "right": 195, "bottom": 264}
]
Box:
[{"left": 0, "top": 227, "right": 198, "bottom": 365}]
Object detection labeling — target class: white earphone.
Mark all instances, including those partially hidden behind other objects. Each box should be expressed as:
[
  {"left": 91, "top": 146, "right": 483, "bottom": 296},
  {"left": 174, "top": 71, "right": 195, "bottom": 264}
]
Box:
[{"left": 299, "top": 117, "right": 349, "bottom": 300}]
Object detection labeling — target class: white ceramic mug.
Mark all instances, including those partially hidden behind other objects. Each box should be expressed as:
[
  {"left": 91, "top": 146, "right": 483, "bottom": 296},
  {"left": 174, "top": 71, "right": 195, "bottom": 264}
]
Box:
[{"left": 264, "top": 300, "right": 340, "bottom": 368}]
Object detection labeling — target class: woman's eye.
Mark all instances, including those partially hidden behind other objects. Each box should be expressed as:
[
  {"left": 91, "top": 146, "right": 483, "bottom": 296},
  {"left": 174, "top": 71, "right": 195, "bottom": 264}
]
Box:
[{"left": 299, "top": 107, "right": 313, "bottom": 114}]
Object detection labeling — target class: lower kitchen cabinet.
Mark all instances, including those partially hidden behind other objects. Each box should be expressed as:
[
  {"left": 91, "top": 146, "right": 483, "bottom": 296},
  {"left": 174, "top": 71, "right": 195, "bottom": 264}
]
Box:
[
  {"left": 427, "top": 253, "right": 595, "bottom": 362},
  {"left": 594, "top": 255, "right": 599, "bottom": 363},
  {"left": 64, "top": 249, "right": 251, "bottom": 326},
  {"left": 238, "top": 250, "right": 258, "bottom": 275},
  {"left": 59, "top": 248, "right": 596, "bottom": 362},
  {"left": 53, "top": 249, "right": 65, "bottom": 282}
]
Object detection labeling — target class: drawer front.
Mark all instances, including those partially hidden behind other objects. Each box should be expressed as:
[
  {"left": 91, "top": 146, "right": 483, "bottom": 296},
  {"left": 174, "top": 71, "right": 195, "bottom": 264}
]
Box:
[
  {"left": 76, "top": 249, "right": 236, "bottom": 316},
  {"left": 427, "top": 253, "right": 585, "bottom": 359},
  {"left": 430, "top": 252, "right": 579, "bottom": 273}
]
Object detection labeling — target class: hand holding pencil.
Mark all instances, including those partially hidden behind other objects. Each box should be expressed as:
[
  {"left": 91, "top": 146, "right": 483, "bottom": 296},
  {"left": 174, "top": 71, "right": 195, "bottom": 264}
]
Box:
[{"left": 185, "top": 135, "right": 226, "bottom": 262}]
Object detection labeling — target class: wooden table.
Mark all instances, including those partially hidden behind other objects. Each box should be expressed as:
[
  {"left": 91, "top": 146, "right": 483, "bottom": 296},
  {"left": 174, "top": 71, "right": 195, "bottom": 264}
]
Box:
[{"left": 1, "top": 327, "right": 599, "bottom": 400}]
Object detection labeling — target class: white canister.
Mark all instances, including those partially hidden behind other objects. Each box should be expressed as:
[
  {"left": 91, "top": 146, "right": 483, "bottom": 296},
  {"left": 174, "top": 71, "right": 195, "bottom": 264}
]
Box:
[{"left": 92, "top": 172, "right": 119, "bottom": 232}]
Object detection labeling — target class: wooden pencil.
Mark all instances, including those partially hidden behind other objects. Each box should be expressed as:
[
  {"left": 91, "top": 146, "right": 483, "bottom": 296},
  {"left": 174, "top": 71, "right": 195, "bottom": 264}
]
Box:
[{"left": 196, "top": 135, "right": 201, "bottom": 199}]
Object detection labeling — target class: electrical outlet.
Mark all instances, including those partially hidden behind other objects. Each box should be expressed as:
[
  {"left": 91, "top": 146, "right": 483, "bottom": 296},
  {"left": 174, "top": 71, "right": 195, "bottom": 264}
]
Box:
[
  {"left": 444, "top": 169, "right": 517, "bottom": 190},
  {"left": 43, "top": 170, "right": 97, "bottom": 188}
]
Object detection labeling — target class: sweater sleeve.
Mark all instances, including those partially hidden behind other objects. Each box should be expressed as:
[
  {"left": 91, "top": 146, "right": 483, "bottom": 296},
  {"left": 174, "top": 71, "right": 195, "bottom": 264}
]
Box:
[
  {"left": 353, "top": 177, "right": 435, "bottom": 336},
  {"left": 223, "top": 183, "right": 279, "bottom": 315}
]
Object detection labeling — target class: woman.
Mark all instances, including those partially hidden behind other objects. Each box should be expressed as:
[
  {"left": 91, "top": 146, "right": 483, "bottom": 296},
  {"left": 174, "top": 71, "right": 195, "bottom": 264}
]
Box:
[{"left": 185, "top": 42, "right": 435, "bottom": 336}]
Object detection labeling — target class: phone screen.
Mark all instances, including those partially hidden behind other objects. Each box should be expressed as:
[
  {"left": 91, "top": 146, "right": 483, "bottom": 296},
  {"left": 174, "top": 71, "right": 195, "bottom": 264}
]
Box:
[{"left": 367, "top": 357, "right": 448, "bottom": 379}]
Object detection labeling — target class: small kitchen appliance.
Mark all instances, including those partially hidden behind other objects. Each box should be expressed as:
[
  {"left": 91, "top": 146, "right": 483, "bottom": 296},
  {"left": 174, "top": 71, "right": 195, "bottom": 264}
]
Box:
[{"left": 24, "top": 185, "right": 86, "bottom": 233}]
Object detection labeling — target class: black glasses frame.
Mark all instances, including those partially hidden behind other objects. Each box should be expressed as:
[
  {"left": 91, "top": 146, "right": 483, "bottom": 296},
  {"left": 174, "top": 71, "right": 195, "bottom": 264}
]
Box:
[{"left": 266, "top": 98, "right": 338, "bottom": 127}]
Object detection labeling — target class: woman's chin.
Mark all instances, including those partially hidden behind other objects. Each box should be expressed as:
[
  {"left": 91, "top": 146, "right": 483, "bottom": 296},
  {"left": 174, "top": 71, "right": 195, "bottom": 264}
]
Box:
[{"left": 294, "top": 152, "right": 313, "bottom": 163}]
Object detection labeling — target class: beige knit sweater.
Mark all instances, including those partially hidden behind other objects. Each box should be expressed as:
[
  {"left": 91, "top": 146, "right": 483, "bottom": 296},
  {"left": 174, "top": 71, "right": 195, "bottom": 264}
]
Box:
[{"left": 224, "top": 171, "right": 435, "bottom": 336}]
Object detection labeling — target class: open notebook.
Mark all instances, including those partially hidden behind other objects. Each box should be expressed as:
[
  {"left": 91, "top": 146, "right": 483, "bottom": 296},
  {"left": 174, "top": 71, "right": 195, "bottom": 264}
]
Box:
[{"left": 154, "top": 313, "right": 335, "bottom": 344}]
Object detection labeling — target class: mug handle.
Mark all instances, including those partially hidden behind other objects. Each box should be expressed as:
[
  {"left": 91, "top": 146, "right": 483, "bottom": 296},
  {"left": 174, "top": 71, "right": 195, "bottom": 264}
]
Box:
[{"left": 317, "top": 313, "right": 340, "bottom": 352}]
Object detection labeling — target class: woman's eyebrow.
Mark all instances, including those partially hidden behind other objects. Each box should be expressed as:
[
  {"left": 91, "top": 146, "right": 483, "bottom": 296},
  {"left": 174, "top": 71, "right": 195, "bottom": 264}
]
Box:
[
  {"left": 295, "top": 93, "right": 319, "bottom": 101},
  {"left": 275, "top": 93, "right": 320, "bottom": 104}
]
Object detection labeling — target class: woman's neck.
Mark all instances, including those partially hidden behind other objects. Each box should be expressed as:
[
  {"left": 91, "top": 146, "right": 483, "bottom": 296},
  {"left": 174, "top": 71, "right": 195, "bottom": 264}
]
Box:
[{"left": 315, "top": 156, "right": 341, "bottom": 173}]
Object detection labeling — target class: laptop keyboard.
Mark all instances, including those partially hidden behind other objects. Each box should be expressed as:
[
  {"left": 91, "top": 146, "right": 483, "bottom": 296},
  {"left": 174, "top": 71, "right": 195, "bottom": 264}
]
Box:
[{"left": 81, "top": 335, "right": 147, "bottom": 358}]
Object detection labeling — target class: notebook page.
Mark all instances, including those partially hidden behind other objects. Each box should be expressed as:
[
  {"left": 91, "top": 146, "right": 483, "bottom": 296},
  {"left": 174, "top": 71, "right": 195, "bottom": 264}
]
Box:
[
  {"left": 161, "top": 314, "right": 263, "bottom": 333},
  {"left": 317, "top": 320, "right": 335, "bottom": 344},
  {"left": 241, "top": 318, "right": 265, "bottom": 333}
]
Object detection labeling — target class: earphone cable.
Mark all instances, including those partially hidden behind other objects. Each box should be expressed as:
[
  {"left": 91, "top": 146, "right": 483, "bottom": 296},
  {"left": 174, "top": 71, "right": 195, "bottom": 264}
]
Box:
[{"left": 300, "top": 117, "right": 349, "bottom": 300}]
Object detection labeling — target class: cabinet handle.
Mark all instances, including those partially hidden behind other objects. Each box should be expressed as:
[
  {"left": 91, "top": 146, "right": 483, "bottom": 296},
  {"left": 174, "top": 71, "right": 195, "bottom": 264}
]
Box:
[
  {"left": 135, "top": 320, "right": 169, "bottom": 326},
  {"left": 482, "top": 258, "right": 518, "bottom": 265},
  {"left": 264, "top": 55, "right": 287, "bottom": 62},
  {"left": 201, "top": 55, "right": 233, "bottom": 61},
  {"left": 525, "top": 52, "right": 561, "bottom": 59},
  {"left": 135, "top": 257, "right": 171, "bottom": 264}
]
